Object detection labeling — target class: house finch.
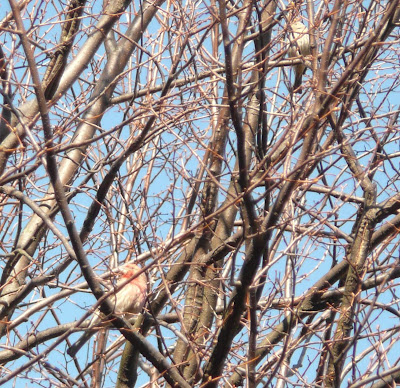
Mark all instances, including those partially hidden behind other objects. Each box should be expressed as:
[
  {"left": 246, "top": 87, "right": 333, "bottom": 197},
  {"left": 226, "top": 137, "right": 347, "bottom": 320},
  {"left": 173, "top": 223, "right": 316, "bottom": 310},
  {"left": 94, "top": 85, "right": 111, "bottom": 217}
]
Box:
[
  {"left": 67, "top": 263, "right": 147, "bottom": 357},
  {"left": 288, "top": 20, "right": 310, "bottom": 93}
]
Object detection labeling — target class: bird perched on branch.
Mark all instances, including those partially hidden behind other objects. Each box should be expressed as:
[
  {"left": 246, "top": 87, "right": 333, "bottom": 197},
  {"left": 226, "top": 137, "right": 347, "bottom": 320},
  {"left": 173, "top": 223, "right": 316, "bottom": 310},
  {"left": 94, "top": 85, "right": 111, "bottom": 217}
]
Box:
[
  {"left": 288, "top": 20, "right": 310, "bottom": 93},
  {"left": 67, "top": 263, "right": 147, "bottom": 357}
]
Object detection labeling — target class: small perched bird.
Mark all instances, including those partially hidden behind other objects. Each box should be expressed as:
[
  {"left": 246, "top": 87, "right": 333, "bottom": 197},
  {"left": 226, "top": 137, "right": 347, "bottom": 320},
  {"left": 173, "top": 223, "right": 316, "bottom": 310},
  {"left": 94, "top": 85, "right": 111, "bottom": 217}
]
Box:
[
  {"left": 288, "top": 20, "right": 310, "bottom": 93},
  {"left": 67, "top": 263, "right": 147, "bottom": 357}
]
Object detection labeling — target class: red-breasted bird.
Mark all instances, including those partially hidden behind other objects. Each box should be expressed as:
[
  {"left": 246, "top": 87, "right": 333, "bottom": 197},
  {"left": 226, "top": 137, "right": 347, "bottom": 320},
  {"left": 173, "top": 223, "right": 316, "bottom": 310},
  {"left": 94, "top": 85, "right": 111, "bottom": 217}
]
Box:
[{"left": 67, "top": 263, "right": 147, "bottom": 357}]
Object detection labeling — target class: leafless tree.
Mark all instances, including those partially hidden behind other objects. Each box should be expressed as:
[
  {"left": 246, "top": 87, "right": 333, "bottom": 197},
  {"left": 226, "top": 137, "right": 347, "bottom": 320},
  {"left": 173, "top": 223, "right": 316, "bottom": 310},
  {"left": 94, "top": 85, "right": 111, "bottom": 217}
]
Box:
[{"left": 1, "top": 0, "right": 400, "bottom": 387}]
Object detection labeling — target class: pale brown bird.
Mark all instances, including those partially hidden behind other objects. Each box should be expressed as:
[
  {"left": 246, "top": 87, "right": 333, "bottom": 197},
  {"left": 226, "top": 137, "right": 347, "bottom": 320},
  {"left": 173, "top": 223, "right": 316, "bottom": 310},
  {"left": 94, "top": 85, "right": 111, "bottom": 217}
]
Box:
[
  {"left": 67, "top": 263, "right": 147, "bottom": 357},
  {"left": 288, "top": 20, "right": 310, "bottom": 93}
]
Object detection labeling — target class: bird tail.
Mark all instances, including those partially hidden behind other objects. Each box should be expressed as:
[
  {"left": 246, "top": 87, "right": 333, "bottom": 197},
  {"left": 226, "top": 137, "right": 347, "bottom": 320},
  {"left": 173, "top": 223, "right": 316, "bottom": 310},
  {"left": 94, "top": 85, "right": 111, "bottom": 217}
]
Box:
[
  {"left": 67, "top": 331, "right": 95, "bottom": 357},
  {"left": 293, "top": 74, "right": 302, "bottom": 92},
  {"left": 293, "top": 65, "right": 306, "bottom": 93}
]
